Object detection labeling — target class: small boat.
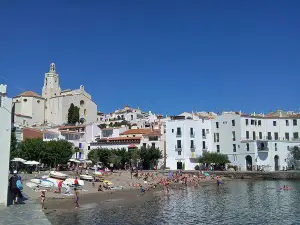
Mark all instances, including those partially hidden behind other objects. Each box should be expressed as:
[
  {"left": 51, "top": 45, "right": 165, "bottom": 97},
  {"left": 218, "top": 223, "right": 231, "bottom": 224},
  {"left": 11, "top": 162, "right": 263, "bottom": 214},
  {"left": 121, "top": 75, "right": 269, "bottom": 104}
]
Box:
[
  {"left": 93, "top": 171, "right": 103, "bottom": 176},
  {"left": 50, "top": 171, "right": 68, "bottom": 180},
  {"left": 46, "top": 178, "right": 64, "bottom": 187},
  {"left": 80, "top": 175, "right": 93, "bottom": 181},
  {"left": 30, "top": 179, "right": 41, "bottom": 184},
  {"left": 63, "top": 178, "right": 84, "bottom": 186},
  {"left": 40, "top": 180, "right": 54, "bottom": 188},
  {"left": 26, "top": 182, "right": 38, "bottom": 188}
]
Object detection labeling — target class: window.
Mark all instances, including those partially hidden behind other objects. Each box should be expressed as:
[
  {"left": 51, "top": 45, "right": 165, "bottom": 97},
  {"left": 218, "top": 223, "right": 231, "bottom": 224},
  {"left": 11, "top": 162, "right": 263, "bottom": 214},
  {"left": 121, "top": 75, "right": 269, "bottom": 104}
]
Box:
[
  {"left": 273, "top": 121, "right": 277, "bottom": 126},
  {"left": 178, "top": 151, "right": 181, "bottom": 156},
  {"left": 232, "top": 131, "right": 236, "bottom": 141},
  {"left": 176, "top": 127, "right": 181, "bottom": 136},
  {"left": 131, "top": 115, "right": 133, "bottom": 120},
  {"left": 88, "top": 146, "right": 90, "bottom": 150},
  {"left": 245, "top": 119, "right": 249, "bottom": 126},
  {"left": 214, "top": 133, "right": 216, "bottom": 142},
  {"left": 275, "top": 143, "right": 277, "bottom": 151},
  {"left": 293, "top": 119, "right": 297, "bottom": 126},
  {"left": 177, "top": 140, "right": 182, "bottom": 148},
  {"left": 151, "top": 143, "right": 155, "bottom": 148},
  {"left": 216, "top": 133, "right": 219, "bottom": 142},
  {"left": 216, "top": 122, "right": 219, "bottom": 129},
  {"left": 202, "top": 141, "right": 206, "bottom": 149},
  {"left": 232, "top": 120, "right": 235, "bottom": 126},
  {"left": 206, "top": 129, "right": 209, "bottom": 134},
  {"left": 233, "top": 144, "right": 236, "bottom": 152},
  {"left": 259, "top": 132, "right": 262, "bottom": 139},
  {"left": 246, "top": 131, "right": 249, "bottom": 139},
  {"left": 190, "top": 128, "right": 194, "bottom": 136},
  {"left": 251, "top": 120, "right": 255, "bottom": 125},
  {"left": 253, "top": 131, "right": 256, "bottom": 140},
  {"left": 274, "top": 132, "right": 279, "bottom": 140},
  {"left": 190, "top": 140, "right": 194, "bottom": 149},
  {"left": 23, "top": 98, "right": 27, "bottom": 102},
  {"left": 286, "top": 120, "right": 289, "bottom": 126},
  {"left": 293, "top": 132, "right": 299, "bottom": 140},
  {"left": 172, "top": 129, "right": 174, "bottom": 133},
  {"left": 80, "top": 100, "right": 85, "bottom": 106},
  {"left": 246, "top": 143, "right": 249, "bottom": 151},
  {"left": 258, "top": 120, "right": 261, "bottom": 126},
  {"left": 216, "top": 145, "right": 220, "bottom": 153},
  {"left": 149, "top": 136, "right": 158, "bottom": 141},
  {"left": 285, "top": 133, "right": 289, "bottom": 140},
  {"left": 143, "top": 143, "right": 146, "bottom": 147},
  {"left": 223, "top": 121, "right": 227, "bottom": 124},
  {"left": 202, "top": 129, "right": 205, "bottom": 137},
  {"left": 267, "top": 132, "right": 272, "bottom": 140}
]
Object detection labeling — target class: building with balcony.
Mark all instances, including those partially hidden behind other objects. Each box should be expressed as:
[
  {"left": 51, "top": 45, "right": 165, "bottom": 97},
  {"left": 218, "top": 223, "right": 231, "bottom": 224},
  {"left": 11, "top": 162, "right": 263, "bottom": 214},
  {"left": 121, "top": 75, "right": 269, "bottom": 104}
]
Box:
[
  {"left": 211, "top": 110, "right": 300, "bottom": 171},
  {"left": 165, "top": 115, "right": 212, "bottom": 170}
]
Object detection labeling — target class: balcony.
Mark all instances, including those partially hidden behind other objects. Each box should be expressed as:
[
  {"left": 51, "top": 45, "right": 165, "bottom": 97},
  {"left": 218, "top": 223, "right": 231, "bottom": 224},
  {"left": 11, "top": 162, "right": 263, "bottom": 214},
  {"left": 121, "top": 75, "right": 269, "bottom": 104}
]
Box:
[
  {"left": 257, "top": 147, "right": 269, "bottom": 152},
  {"left": 190, "top": 145, "right": 196, "bottom": 151},
  {"left": 202, "top": 135, "right": 207, "bottom": 139},
  {"left": 175, "top": 145, "right": 182, "bottom": 151},
  {"left": 176, "top": 132, "right": 182, "bottom": 138},
  {"left": 190, "top": 132, "right": 195, "bottom": 138}
]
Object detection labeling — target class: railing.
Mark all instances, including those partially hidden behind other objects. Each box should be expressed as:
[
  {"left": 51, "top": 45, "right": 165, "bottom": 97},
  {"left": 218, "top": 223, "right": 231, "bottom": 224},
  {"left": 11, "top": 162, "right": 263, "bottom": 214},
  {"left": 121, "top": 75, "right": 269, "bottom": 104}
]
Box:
[
  {"left": 202, "top": 135, "right": 207, "bottom": 139},
  {"left": 175, "top": 145, "right": 182, "bottom": 151},
  {"left": 190, "top": 132, "right": 195, "bottom": 138},
  {"left": 189, "top": 153, "right": 200, "bottom": 159},
  {"left": 176, "top": 132, "right": 182, "bottom": 137},
  {"left": 257, "top": 147, "right": 269, "bottom": 151}
]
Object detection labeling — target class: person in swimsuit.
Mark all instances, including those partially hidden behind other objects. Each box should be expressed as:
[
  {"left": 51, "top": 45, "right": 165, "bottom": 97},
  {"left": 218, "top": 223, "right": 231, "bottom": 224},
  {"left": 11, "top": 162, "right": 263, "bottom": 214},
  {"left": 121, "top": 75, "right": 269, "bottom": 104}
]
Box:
[
  {"left": 40, "top": 190, "right": 46, "bottom": 209},
  {"left": 74, "top": 188, "right": 80, "bottom": 209}
]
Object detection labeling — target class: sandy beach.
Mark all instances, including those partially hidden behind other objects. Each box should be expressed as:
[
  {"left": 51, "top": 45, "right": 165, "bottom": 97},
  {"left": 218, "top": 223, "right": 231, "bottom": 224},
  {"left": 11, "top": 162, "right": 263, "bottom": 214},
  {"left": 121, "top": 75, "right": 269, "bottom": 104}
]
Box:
[{"left": 19, "top": 170, "right": 228, "bottom": 216}]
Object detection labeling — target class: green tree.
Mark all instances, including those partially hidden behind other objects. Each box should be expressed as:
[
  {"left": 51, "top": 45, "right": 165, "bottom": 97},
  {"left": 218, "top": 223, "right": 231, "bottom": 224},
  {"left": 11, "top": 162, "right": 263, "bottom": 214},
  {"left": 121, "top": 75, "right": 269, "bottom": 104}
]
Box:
[
  {"left": 88, "top": 149, "right": 100, "bottom": 163},
  {"left": 99, "top": 123, "right": 107, "bottom": 129},
  {"left": 68, "top": 103, "right": 75, "bottom": 124},
  {"left": 10, "top": 131, "right": 19, "bottom": 159},
  {"left": 45, "top": 140, "right": 73, "bottom": 167},
  {"left": 19, "top": 138, "right": 46, "bottom": 162},
  {"left": 71, "top": 106, "right": 80, "bottom": 124},
  {"left": 198, "top": 152, "right": 230, "bottom": 165},
  {"left": 139, "top": 146, "right": 162, "bottom": 169},
  {"left": 287, "top": 146, "right": 300, "bottom": 169}
]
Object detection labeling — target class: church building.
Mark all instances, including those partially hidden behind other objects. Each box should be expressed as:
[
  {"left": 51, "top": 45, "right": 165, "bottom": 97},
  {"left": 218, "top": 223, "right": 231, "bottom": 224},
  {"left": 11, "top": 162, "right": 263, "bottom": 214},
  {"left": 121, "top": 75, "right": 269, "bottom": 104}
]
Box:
[{"left": 13, "top": 63, "right": 97, "bottom": 127}]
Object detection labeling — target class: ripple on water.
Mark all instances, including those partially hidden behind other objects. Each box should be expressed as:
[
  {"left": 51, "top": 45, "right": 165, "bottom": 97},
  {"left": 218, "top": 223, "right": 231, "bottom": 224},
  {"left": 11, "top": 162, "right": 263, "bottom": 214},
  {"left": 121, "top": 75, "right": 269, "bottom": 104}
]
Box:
[{"left": 47, "top": 180, "right": 300, "bottom": 225}]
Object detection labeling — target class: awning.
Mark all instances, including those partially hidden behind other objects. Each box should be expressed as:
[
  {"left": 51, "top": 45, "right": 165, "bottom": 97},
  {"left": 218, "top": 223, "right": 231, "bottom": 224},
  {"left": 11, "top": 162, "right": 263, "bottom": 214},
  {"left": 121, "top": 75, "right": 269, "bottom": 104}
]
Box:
[{"left": 128, "top": 144, "right": 137, "bottom": 149}]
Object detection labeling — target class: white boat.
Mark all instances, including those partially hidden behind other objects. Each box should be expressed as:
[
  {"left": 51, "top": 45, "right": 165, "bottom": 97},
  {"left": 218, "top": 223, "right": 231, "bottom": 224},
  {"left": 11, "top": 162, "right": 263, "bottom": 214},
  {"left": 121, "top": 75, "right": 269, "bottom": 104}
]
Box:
[
  {"left": 40, "top": 180, "right": 54, "bottom": 188},
  {"left": 92, "top": 171, "right": 103, "bottom": 176},
  {"left": 63, "top": 178, "right": 84, "bottom": 186},
  {"left": 50, "top": 171, "right": 68, "bottom": 180},
  {"left": 30, "top": 179, "right": 41, "bottom": 184},
  {"left": 26, "top": 182, "right": 38, "bottom": 188},
  {"left": 80, "top": 175, "right": 93, "bottom": 181}
]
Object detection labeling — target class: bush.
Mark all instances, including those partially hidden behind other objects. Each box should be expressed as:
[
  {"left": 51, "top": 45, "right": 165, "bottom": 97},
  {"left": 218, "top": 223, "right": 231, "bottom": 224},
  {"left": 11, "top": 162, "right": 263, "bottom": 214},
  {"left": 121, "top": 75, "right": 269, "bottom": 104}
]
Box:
[{"left": 194, "top": 165, "right": 200, "bottom": 170}]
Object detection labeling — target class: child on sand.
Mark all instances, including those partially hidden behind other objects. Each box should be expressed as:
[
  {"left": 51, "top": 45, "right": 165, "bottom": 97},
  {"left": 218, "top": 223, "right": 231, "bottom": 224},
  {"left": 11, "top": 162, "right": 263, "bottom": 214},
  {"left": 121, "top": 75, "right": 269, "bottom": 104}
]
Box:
[
  {"left": 74, "top": 188, "right": 80, "bottom": 209},
  {"left": 40, "top": 190, "right": 46, "bottom": 209}
]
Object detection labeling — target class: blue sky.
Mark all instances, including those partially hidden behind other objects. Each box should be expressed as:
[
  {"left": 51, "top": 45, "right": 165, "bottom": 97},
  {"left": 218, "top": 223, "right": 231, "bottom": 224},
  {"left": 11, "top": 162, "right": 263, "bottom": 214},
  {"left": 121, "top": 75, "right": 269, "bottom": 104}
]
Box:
[{"left": 1, "top": 0, "right": 300, "bottom": 115}]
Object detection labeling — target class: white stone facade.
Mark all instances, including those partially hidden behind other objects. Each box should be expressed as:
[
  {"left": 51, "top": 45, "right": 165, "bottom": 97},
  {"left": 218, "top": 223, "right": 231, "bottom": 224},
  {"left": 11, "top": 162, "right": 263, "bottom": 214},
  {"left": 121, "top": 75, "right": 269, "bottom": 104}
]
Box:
[
  {"left": 0, "top": 84, "right": 12, "bottom": 205},
  {"left": 166, "top": 116, "right": 212, "bottom": 170},
  {"left": 13, "top": 63, "right": 98, "bottom": 127}
]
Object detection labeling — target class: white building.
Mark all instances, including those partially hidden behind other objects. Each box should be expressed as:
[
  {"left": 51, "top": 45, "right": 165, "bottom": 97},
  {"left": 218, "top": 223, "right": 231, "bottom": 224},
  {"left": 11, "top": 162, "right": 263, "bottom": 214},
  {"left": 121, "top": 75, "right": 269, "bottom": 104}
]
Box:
[
  {"left": 211, "top": 111, "right": 300, "bottom": 171},
  {"left": 166, "top": 115, "right": 213, "bottom": 170},
  {"left": 0, "top": 84, "right": 12, "bottom": 206},
  {"left": 12, "top": 63, "right": 98, "bottom": 127}
]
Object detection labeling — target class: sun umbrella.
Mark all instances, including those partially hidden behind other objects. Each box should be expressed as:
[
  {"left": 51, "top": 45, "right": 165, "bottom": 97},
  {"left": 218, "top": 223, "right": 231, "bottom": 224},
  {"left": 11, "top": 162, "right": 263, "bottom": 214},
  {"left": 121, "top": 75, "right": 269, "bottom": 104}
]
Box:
[
  {"left": 24, "top": 161, "right": 40, "bottom": 165},
  {"left": 69, "top": 159, "right": 80, "bottom": 163},
  {"left": 11, "top": 158, "right": 26, "bottom": 163}
]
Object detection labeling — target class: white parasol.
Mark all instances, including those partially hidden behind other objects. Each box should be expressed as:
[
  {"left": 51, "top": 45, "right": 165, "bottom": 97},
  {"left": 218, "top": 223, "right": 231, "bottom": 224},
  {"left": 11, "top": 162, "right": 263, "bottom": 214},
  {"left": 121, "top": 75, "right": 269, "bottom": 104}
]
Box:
[
  {"left": 11, "top": 158, "right": 26, "bottom": 163},
  {"left": 24, "top": 160, "right": 40, "bottom": 165},
  {"left": 69, "top": 158, "right": 80, "bottom": 163}
]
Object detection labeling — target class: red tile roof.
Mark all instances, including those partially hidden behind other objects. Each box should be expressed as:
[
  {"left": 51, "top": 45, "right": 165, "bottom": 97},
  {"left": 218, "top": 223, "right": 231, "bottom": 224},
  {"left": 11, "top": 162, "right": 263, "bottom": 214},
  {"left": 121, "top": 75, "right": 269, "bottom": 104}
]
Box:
[
  {"left": 16, "top": 91, "right": 44, "bottom": 99},
  {"left": 120, "top": 128, "right": 161, "bottom": 136}
]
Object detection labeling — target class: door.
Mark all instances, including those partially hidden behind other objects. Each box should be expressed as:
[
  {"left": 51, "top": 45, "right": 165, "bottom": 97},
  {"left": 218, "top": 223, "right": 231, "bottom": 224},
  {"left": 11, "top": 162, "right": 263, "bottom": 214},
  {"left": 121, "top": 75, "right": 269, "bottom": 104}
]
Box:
[{"left": 177, "top": 162, "right": 183, "bottom": 170}]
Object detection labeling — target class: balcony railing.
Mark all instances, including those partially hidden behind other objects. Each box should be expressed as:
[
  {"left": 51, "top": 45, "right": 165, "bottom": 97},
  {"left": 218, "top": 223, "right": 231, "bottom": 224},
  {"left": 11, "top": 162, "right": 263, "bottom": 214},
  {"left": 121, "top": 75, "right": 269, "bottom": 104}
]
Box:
[
  {"left": 190, "top": 132, "right": 195, "bottom": 138},
  {"left": 176, "top": 132, "right": 182, "bottom": 137},
  {"left": 257, "top": 147, "right": 269, "bottom": 151},
  {"left": 189, "top": 152, "right": 200, "bottom": 159},
  {"left": 175, "top": 145, "right": 182, "bottom": 151},
  {"left": 190, "top": 145, "right": 196, "bottom": 151},
  {"left": 202, "top": 135, "right": 207, "bottom": 139}
]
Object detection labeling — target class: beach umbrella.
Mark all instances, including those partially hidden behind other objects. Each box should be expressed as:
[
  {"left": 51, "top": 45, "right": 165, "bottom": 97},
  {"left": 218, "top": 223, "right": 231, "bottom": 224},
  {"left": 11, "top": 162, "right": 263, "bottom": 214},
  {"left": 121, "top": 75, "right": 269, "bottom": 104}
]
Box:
[
  {"left": 11, "top": 158, "right": 26, "bottom": 163},
  {"left": 24, "top": 161, "right": 40, "bottom": 165},
  {"left": 69, "top": 159, "right": 80, "bottom": 163}
]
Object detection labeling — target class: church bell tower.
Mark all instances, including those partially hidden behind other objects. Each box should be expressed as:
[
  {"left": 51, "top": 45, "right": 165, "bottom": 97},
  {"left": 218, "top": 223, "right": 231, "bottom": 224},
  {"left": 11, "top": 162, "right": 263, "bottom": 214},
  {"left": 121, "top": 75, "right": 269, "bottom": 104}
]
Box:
[{"left": 42, "top": 63, "right": 61, "bottom": 123}]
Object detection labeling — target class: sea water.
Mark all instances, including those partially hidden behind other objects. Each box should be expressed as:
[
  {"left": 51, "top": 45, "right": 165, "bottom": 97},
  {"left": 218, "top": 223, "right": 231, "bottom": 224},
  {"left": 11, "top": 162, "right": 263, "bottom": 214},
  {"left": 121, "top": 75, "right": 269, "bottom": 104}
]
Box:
[{"left": 47, "top": 180, "right": 300, "bottom": 225}]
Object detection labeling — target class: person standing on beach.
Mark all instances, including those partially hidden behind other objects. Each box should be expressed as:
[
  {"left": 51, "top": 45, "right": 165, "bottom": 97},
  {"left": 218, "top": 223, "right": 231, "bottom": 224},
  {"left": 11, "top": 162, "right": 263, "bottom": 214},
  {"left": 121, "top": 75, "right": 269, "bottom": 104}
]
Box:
[
  {"left": 40, "top": 190, "right": 46, "bottom": 209},
  {"left": 74, "top": 188, "right": 80, "bottom": 209}
]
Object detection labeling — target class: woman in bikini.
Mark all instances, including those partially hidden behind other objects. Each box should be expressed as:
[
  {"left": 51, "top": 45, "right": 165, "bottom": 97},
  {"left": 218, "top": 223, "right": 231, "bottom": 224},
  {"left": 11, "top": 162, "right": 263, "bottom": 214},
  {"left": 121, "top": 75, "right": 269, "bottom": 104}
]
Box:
[{"left": 40, "top": 190, "right": 46, "bottom": 209}]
